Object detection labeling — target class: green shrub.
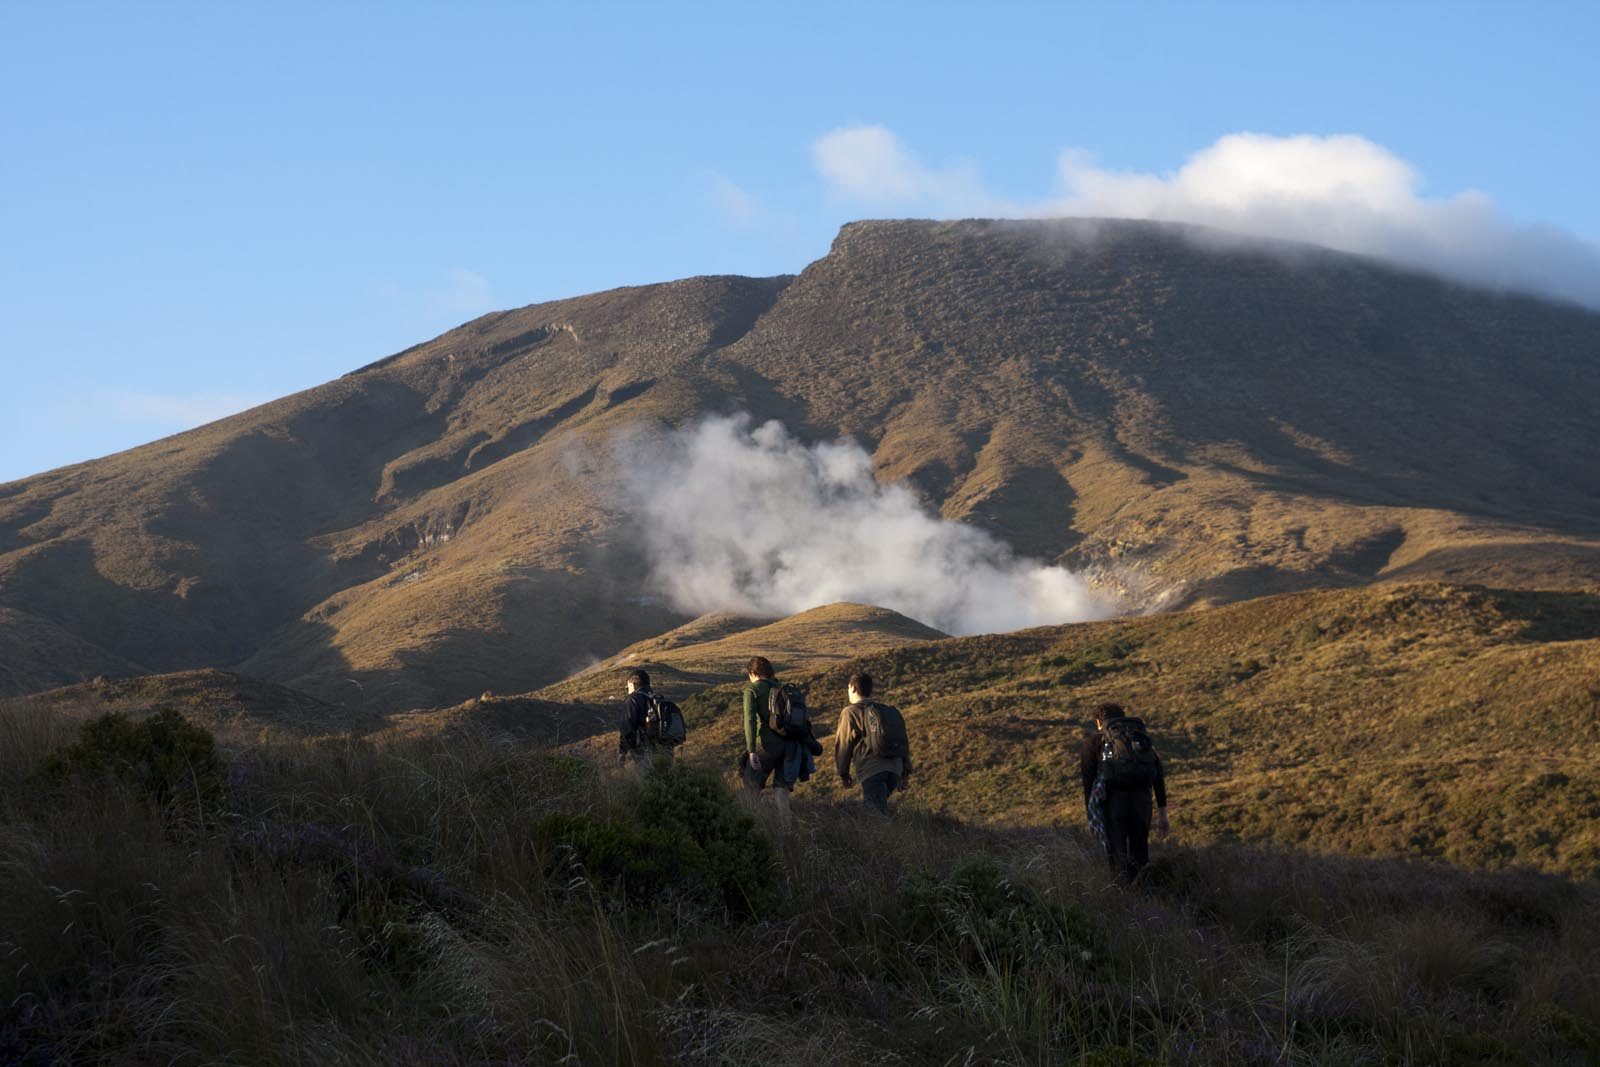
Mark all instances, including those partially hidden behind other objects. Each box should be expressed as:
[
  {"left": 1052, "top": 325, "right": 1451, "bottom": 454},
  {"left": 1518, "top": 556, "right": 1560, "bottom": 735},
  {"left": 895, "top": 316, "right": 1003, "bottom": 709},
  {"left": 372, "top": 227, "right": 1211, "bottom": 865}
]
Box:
[
  {"left": 899, "top": 855, "right": 1102, "bottom": 973},
  {"left": 1045, "top": 637, "right": 1142, "bottom": 687},
  {"left": 536, "top": 766, "right": 778, "bottom": 918},
  {"left": 536, "top": 813, "right": 701, "bottom": 904},
  {"left": 637, "top": 764, "right": 779, "bottom": 915},
  {"left": 38, "top": 708, "right": 225, "bottom": 814}
]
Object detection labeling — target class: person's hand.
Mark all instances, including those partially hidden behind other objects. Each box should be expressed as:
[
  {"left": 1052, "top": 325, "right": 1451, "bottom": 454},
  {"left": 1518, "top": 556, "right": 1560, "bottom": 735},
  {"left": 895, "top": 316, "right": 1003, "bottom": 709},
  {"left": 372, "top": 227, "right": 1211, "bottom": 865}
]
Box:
[{"left": 1156, "top": 809, "right": 1170, "bottom": 841}]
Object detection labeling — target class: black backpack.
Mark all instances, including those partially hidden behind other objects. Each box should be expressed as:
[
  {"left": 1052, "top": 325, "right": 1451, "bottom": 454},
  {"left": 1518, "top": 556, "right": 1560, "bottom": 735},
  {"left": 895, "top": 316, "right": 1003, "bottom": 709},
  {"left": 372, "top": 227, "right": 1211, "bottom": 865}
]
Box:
[
  {"left": 644, "top": 695, "right": 687, "bottom": 746},
  {"left": 766, "top": 682, "right": 810, "bottom": 739},
  {"left": 1098, "top": 716, "right": 1159, "bottom": 788},
  {"left": 862, "top": 701, "right": 909, "bottom": 761}
]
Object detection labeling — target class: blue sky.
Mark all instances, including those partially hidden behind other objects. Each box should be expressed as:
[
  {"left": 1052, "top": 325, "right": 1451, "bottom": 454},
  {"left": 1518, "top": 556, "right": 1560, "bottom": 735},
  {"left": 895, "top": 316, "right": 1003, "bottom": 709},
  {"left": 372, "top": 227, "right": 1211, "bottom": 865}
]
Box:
[{"left": 3, "top": 1, "right": 1597, "bottom": 484}]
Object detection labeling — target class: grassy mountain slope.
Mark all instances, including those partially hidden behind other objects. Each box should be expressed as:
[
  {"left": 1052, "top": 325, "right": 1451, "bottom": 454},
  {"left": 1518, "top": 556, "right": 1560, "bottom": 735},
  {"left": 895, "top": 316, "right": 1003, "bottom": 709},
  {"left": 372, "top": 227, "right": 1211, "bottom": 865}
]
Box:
[
  {"left": 635, "top": 581, "right": 1600, "bottom": 877},
  {"left": 537, "top": 601, "right": 947, "bottom": 704},
  {"left": 0, "top": 275, "right": 788, "bottom": 707},
  {"left": 717, "top": 220, "right": 1600, "bottom": 601},
  {"left": 10, "top": 668, "right": 375, "bottom": 738},
  {"left": 0, "top": 606, "right": 148, "bottom": 695},
  {"left": 4, "top": 220, "right": 1598, "bottom": 709}
]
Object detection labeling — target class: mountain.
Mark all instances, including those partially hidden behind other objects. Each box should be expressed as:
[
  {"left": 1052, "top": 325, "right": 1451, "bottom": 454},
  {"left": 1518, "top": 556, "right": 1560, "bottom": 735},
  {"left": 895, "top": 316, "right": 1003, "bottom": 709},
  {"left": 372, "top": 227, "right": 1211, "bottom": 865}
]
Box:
[{"left": 3, "top": 218, "right": 1598, "bottom": 709}]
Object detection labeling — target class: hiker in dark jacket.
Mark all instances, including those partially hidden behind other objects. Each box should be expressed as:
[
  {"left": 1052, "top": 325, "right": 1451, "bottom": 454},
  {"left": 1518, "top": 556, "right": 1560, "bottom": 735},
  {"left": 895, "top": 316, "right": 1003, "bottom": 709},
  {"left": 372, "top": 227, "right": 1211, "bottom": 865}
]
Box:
[
  {"left": 1080, "top": 703, "right": 1168, "bottom": 882},
  {"left": 618, "top": 670, "right": 673, "bottom": 769},
  {"left": 834, "top": 672, "right": 912, "bottom": 814},
  {"left": 740, "top": 656, "right": 810, "bottom": 821}
]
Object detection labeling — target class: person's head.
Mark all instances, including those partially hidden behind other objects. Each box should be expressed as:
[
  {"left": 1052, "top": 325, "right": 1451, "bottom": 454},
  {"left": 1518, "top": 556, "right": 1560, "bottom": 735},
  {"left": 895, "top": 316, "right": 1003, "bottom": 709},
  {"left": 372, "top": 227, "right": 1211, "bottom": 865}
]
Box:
[
  {"left": 626, "top": 669, "right": 650, "bottom": 695},
  {"left": 1094, "top": 702, "right": 1125, "bottom": 730},
  {"left": 745, "top": 656, "right": 775, "bottom": 682},
  {"left": 847, "top": 671, "right": 873, "bottom": 704}
]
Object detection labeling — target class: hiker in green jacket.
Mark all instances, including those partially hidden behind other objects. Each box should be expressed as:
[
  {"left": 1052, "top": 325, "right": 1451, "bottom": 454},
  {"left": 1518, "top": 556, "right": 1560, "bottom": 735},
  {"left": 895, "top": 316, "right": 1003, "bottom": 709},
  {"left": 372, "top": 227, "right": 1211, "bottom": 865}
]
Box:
[{"left": 740, "top": 655, "right": 800, "bottom": 821}]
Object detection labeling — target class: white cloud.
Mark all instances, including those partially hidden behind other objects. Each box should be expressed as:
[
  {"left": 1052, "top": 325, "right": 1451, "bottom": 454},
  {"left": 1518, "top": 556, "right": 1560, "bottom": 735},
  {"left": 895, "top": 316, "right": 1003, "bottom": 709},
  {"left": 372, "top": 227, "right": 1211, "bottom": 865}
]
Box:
[
  {"left": 811, "top": 126, "right": 1600, "bottom": 309},
  {"left": 103, "top": 390, "right": 267, "bottom": 428},
  {"left": 618, "top": 415, "right": 1118, "bottom": 635},
  {"left": 811, "top": 125, "right": 1012, "bottom": 216}
]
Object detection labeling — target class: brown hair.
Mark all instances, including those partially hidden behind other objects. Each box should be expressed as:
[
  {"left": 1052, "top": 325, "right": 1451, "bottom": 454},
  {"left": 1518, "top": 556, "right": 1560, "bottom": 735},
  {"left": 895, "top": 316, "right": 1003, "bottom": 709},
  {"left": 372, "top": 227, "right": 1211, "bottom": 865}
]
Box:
[
  {"left": 627, "top": 670, "right": 650, "bottom": 691},
  {"left": 1095, "top": 702, "right": 1125, "bottom": 722},
  {"left": 848, "top": 672, "right": 874, "bottom": 699},
  {"left": 745, "top": 656, "right": 775, "bottom": 679}
]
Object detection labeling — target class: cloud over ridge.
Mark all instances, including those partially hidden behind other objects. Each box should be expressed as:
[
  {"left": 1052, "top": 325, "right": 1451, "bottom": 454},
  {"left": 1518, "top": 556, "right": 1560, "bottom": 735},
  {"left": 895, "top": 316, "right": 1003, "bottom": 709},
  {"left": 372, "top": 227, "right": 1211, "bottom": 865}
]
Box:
[
  {"left": 619, "top": 415, "right": 1117, "bottom": 635},
  {"left": 812, "top": 126, "right": 1600, "bottom": 310}
]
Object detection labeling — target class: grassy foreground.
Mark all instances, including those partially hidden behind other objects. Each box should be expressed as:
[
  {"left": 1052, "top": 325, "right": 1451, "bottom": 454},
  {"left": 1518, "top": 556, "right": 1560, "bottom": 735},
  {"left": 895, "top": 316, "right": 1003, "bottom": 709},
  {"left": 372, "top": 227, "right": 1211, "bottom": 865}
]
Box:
[{"left": 3, "top": 702, "right": 1598, "bottom": 1066}]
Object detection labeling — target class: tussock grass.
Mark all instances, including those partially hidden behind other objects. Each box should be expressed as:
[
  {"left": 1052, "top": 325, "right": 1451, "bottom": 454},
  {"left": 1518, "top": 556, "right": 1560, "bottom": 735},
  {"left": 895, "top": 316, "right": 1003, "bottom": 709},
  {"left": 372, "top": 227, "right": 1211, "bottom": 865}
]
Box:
[{"left": 2, "top": 703, "right": 1597, "bottom": 1064}]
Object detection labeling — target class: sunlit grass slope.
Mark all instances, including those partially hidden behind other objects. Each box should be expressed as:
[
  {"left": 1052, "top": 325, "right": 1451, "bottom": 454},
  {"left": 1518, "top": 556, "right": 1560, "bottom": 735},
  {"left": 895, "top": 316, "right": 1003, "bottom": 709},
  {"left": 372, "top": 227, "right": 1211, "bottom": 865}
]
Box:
[{"left": 644, "top": 582, "right": 1600, "bottom": 877}]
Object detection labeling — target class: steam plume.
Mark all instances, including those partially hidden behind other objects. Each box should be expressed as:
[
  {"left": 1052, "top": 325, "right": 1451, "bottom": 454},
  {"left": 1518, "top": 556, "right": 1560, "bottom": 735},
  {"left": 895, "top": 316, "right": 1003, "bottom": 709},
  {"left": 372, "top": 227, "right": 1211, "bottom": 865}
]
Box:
[{"left": 619, "top": 415, "right": 1117, "bottom": 635}]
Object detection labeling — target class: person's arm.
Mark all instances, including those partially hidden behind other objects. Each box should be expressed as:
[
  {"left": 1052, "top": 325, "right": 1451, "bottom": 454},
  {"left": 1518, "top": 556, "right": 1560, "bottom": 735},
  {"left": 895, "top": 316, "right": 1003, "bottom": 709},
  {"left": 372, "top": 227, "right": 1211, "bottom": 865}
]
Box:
[
  {"left": 1153, "top": 753, "right": 1170, "bottom": 838},
  {"left": 742, "top": 684, "right": 759, "bottom": 758},
  {"left": 619, "top": 695, "right": 639, "bottom": 755},
  {"left": 834, "top": 705, "right": 859, "bottom": 784},
  {"left": 1079, "top": 733, "right": 1099, "bottom": 801}
]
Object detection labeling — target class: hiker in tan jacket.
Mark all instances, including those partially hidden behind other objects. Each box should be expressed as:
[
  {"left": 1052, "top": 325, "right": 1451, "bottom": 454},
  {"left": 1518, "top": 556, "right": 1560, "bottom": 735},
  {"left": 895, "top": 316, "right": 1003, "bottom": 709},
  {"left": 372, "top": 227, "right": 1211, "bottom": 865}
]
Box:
[{"left": 833, "top": 672, "right": 912, "bottom": 815}]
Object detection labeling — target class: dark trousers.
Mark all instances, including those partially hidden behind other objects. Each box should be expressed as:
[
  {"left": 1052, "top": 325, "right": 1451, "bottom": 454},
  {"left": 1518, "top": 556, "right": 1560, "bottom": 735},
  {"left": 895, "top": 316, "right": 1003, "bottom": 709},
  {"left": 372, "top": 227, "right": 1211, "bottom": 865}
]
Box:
[
  {"left": 1103, "top": 787, "right": 1153, "bottom": 882},
  {"left": 860, "top": 771, "right": 900, "bottom": 814},
  {"left": 741, "top": 750, "right": 794, "bottom": 792}
]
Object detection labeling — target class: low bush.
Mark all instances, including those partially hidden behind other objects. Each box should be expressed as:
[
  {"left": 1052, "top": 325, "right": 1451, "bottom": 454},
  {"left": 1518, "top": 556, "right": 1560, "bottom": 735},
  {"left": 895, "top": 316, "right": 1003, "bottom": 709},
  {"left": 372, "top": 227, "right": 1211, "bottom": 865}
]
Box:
[
  {"left": 37, "top": 708, "right": 225, "bottom": 815},
  {"left": 537, "top": 765, "right": 778, "bottom": 918},
  {"left": 899, "top": 854, "right": 1102, "bottom": 974}
]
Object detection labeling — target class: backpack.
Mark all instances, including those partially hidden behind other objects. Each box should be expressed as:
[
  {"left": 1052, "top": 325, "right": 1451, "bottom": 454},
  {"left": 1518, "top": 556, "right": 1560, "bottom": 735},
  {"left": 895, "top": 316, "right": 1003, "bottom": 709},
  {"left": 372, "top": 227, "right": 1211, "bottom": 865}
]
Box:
[
  {"left": 766, "top": 682, "right": 810, "bottom": 739},
  {"left": 1097, "top": 716, "right": 1160, "bottom": 788},
  {"left": 644, "top": 694, "right": 687, "bottom": 746},
  {"left": 862, "top": 701, "right": 909, "bottom": 761}
]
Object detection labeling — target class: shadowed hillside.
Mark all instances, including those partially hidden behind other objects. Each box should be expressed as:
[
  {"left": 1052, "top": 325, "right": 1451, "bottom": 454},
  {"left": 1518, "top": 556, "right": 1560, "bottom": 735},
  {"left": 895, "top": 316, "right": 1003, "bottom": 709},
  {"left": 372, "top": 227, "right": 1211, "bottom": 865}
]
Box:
[
  {"left": 10, "top": 669, "right": 379, "bottom": 738},
  {"left": 4, "top": 219, "right": 1599, "bottom": 709}
]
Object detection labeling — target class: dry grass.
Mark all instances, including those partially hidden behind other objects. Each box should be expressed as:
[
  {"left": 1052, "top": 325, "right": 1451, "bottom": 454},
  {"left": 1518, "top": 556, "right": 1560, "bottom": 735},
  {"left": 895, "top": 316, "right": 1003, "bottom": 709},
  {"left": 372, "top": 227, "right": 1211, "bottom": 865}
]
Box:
[
  {"left": 536, "top": 601, "right": 947, "bottom": 704},
  {"left": 605, "top": 582, "right": 1600, "bottom": 879},
  {"left": 2, "top": 699, "right": 1598, "bottom": 1064}
]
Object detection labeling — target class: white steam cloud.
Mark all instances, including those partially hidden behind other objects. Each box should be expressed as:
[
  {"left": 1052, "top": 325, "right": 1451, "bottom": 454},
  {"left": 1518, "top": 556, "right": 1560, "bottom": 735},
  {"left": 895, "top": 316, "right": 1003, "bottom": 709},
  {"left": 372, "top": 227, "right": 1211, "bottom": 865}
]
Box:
[
  {"left": 620, "top": 415, "right": 1117, "bottom": 635},
  {"left": 811, "top": 126, "right": 1600, "bottom": 310}
]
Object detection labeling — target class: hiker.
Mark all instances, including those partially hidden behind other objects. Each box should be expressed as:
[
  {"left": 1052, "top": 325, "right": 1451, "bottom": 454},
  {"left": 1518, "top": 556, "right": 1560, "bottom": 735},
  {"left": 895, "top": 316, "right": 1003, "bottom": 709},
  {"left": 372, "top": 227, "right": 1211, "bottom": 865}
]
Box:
[
  {"left": 740, "top": 656, "right": 820, "bottom": 821},
  {"left": 1079, "top": 702, "right": 1168, "bottom": 883},
  {"left": 834, "top": 671, "right": 913, "bottom": 815},
  {"left": 618, "top": 670, "right": 684, "bottom": 771}
]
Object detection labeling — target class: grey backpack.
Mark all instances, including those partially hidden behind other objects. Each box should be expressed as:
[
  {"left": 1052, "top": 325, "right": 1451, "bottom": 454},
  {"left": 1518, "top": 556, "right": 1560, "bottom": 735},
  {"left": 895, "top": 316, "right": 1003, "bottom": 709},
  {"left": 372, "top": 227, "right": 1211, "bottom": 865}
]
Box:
[{"left": 863, "top": 701, "right": 909, "bottom": 760}]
